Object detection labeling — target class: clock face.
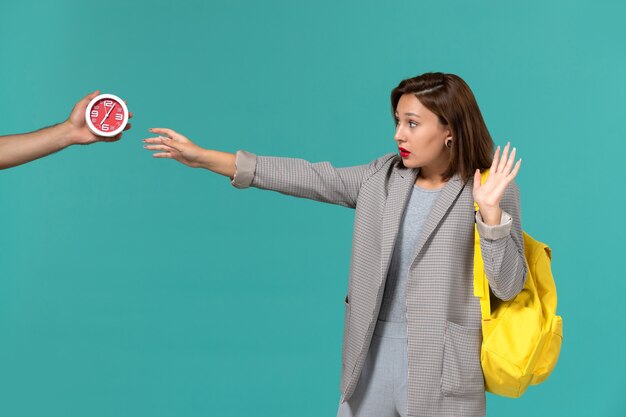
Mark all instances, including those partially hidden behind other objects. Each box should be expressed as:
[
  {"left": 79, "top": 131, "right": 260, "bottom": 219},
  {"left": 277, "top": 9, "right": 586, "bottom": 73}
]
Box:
[{"left": 85, "top": 93, "right": 129, "bottom": 137}]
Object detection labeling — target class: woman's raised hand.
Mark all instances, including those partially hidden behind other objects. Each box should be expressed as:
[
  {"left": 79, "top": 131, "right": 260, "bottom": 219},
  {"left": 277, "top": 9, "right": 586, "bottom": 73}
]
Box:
[
  {"left": 143, "top": 128, "right": 206, "bottom": 168},
  {"left": 472, "top": 141, "right": 522, "bottom": 217}
]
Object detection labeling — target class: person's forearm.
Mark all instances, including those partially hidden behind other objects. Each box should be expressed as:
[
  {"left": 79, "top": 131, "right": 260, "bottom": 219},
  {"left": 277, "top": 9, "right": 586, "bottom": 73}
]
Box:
[
  {"left": 196, "top": 149, "right": 237, "bottom": 179},
  {"left": 0, "top": 122, "right": 74, "bottom": 169}
]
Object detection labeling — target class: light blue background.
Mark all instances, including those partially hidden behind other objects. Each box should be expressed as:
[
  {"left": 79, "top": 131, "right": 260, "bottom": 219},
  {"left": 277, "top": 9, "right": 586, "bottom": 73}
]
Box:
[{"left": 1, "top": 1, "right": 624, "bottom": 416}]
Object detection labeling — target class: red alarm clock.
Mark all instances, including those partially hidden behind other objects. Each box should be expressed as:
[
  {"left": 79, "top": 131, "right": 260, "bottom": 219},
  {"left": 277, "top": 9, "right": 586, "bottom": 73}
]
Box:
[{"left": 85, "top": 93, "right": 129, "bottom": 137}]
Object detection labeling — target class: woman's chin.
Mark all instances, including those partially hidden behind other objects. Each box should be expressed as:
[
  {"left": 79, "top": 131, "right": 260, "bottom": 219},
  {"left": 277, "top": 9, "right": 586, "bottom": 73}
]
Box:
[{"left": 400, "top": 158, "right": 419, "bottom": 169}]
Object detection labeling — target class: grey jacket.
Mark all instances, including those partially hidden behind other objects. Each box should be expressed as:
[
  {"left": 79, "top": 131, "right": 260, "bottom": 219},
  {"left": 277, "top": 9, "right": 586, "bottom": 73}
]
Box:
[{"left": 230, "top": 150, "right": 526, "bottom": 417}]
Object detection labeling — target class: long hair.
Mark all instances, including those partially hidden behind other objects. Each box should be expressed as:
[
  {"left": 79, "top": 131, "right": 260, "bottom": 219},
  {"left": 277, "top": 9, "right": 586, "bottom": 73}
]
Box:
[{"left": 390, "top": 72, "right": 494, "bottom": 183}]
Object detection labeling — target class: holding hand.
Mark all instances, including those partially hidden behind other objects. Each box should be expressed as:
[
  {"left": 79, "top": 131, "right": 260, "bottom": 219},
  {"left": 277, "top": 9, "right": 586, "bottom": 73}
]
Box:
[
  {"left": 472, "top": 141, "right": 522, "bottom": 224},
  {"left": 0, "top": 90, "right": 134, "bottom": 170},
  {"left": 65, "top": 90, "right": 133, "bottom": 145}
]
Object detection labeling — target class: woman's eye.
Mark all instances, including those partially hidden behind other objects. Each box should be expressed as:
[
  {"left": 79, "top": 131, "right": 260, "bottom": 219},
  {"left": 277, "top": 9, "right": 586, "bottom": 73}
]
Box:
[{"left": 394, "top": 119, "right": 417, "bottom": 128}]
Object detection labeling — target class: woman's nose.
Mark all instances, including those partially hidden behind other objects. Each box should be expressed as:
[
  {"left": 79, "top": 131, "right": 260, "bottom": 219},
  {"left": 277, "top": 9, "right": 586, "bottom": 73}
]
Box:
[{"left": 394, "top": 127, "right": 403, "bottom": 141}]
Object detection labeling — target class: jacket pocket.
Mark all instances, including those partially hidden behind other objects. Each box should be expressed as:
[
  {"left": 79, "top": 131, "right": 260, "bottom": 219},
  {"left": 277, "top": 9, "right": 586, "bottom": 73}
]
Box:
[{"left": 441, "top": 320, "right": 485, "bottom": 396}]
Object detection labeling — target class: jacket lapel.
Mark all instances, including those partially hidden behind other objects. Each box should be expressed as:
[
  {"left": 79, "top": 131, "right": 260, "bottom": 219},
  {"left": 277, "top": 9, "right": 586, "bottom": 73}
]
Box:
[
  {"left": 380, "top": 162, "right": 466, "bottom": 285},
  {"left": 380, "top": 162, "right": 418, "bottom": 286}
]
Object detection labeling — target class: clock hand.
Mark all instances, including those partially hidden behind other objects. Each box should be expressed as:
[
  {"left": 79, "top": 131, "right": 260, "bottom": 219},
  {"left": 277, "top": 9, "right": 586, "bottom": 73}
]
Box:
[{"left": 100, "top": 103, "right": 116, "bottom": 126}]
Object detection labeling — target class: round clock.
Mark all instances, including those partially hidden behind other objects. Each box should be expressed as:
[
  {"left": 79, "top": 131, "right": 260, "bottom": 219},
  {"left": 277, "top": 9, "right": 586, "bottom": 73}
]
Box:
[{"left": 84, "top": 93, "right": 129, "bottom": 137}]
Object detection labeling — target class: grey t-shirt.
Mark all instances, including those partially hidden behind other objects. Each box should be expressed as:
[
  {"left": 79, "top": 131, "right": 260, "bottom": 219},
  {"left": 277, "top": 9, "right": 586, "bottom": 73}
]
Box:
[{"left": 377, "top": 183, "right": 442, "bottom": 323}]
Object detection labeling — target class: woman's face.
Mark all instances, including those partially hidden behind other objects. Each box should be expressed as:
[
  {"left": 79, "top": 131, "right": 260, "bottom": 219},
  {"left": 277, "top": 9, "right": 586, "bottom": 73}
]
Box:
[{"left": 394, "top": 93, "right": 451, "bottom": 172}]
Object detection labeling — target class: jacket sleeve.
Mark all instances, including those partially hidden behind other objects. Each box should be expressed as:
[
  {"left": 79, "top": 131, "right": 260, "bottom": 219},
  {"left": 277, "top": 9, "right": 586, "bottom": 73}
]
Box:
[
  {"left": 475, "top": 180, "right": 527, "bottom": 301},
  {"left": 230, "top": 150, "right": 397, "bottom": 209}
]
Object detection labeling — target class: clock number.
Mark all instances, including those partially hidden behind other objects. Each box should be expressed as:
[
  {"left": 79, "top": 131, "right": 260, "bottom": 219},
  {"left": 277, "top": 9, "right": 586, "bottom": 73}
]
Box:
[
  {"left": 115, "top": 114, "right": 123, "bottom": 121},
  {"left": 104, "top": 100, "right": 114, "bottom": 107},
  {"left": 102, "top": 124, "right": 110, "bottom": 131},
  {"left": 91, "top": 110, "right": 99, "bottom": 118}
]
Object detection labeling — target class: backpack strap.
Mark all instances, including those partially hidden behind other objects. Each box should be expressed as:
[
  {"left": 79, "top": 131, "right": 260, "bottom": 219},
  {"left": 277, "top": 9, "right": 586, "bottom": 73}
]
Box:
[{"left": 474, "top": 169, "right": 492, "bottom": 320}]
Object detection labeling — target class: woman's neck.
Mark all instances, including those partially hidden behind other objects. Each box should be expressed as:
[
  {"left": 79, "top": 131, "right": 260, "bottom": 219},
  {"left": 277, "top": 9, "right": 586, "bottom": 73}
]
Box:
[{"left": 416, "top": 166, "right": 447, "bottom": 188}]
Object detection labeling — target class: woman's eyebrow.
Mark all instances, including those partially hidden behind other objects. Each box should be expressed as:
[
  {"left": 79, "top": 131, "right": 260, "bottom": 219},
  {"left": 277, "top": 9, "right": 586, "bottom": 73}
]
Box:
[{"left": 394, "top": 112, "right": 422, "bottom": 118}]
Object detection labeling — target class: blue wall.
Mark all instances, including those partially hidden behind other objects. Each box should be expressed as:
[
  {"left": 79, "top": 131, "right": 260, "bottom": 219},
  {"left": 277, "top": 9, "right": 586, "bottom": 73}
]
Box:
[{"left": 1, "top": 0, "right": 624, "bottom": 415}]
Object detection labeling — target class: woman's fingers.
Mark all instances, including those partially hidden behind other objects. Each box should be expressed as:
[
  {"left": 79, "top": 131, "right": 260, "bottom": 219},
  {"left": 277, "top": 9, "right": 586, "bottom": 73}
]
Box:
[
  {"left": 485, "top": 141, "right": 522, "bottom": 185},
  {"left": 144, "top": 144, "right": 175, "bottom": 151},
  {"left": 490, "top": 145, "right": 500, "bottom": 175},
  {"left": 143, "top": 136, "right": 181, "bottom": 149},
  {"left": 497, "top": 141, "right": 511, "bottom": 173},
  {"left": 153, "top": 152, "right": 173, "bottom": 158},
  {"left": 503, "top": 146, "right": 516, "bottom": 175},
  {"left": 159, "top": 136, "right": 183, "bottom": 151},
  {"left": 142, "top": 136, "right": 166, "bottom": 144},
  {"left": 510, "top": 158, "right": 522, "bottom": 178},
  {"left": 143, "top": 140, "right": 180, "bottom": 161},
  {"left": 489, "top": 142, "right": 522, "bottom": 186},
  {"left": 149, "top": 127, "right": 181, "bottom": 140},
  {"left": 143, "top": 129, "right": 190, "bottom": 160}
]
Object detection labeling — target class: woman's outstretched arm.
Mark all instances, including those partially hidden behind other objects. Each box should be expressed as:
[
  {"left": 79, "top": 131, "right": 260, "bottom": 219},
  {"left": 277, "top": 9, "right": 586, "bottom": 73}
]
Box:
[
  {"left": 143, "top": 127, "right": 396, "bottom": 209},
  {"left": 143, "top": 127, "right": 236, "bottom": 176}
]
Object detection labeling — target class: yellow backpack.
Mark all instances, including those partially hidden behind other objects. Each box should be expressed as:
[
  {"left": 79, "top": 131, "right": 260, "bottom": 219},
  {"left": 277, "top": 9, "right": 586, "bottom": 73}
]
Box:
[{"left": 473, "top": 169, "right": 563, "bottom": 398}]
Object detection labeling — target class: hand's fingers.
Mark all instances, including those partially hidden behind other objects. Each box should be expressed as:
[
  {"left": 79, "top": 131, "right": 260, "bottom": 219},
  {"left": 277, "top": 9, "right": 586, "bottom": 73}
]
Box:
[
  {"left": 503, "top": 146, "right": 516, "bottom": 174},
  {"left": 149, "top": 127, "right": 177, "bottom": 139},
  {"left": 124, "top": 123, "right": 132, "bottom": 131},
  {"left": 129, "top": 112, "right": 134, "bottom": 118},
  {"left": 509, "top": 158, "right": 522, "bottom": 178},
  {"left": 153, "top": 152, "right": 173, "bottom": 158},
  {"left": 497, "top": 141, "right": 511, "bottom": 173},
  {"left": 144, "top": 144, "right": 176, "bottom": 151},
  {"left": 143, "top": 136, "right": 175, "bottom": 144},
  {"left": 73, "top": 90, "right": 100, "bottom": 113},
  {"left": 489, "top": 146, "right": 500, "bottom": 176},
  {"left": 83, "top": 90, "right": 100, "bottom": 103},
  {"left": 142, "top": 137, "right": 166, "bottom": 144},
  {"left": 160, "top": 136, "right": 182, "bottom": 150}
]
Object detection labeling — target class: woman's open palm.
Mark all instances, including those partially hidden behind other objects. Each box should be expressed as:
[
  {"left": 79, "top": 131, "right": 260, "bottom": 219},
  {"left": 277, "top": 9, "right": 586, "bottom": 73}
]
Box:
[{"left": 472, "top": 141, "right": 522, "bottom": 210}]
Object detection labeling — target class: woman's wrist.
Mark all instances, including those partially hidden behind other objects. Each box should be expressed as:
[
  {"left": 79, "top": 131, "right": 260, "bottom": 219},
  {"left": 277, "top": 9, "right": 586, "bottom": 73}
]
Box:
[
  {"left": 479, "top": 206, "right": 502, "bottom": 225},
  {"left": 194, "top": 148, "right": 214, "bottom": 170},
  {"left": 197, "top": 149, "right": 237, "bottom": 179}
]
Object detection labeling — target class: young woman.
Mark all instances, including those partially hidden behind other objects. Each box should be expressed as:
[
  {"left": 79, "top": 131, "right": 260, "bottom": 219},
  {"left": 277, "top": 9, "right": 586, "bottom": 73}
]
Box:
[
  {"left": 143, "top": 72, "right": 525, "bottom": 417},
  {"left": 0, "top": 90, "right": 132, "bottom": 170}
]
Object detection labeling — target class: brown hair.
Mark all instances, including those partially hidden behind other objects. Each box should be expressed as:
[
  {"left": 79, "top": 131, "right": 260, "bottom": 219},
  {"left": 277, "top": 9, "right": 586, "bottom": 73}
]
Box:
[{"left": 390, "top": 72, "right": 494, "bottom": 183}]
